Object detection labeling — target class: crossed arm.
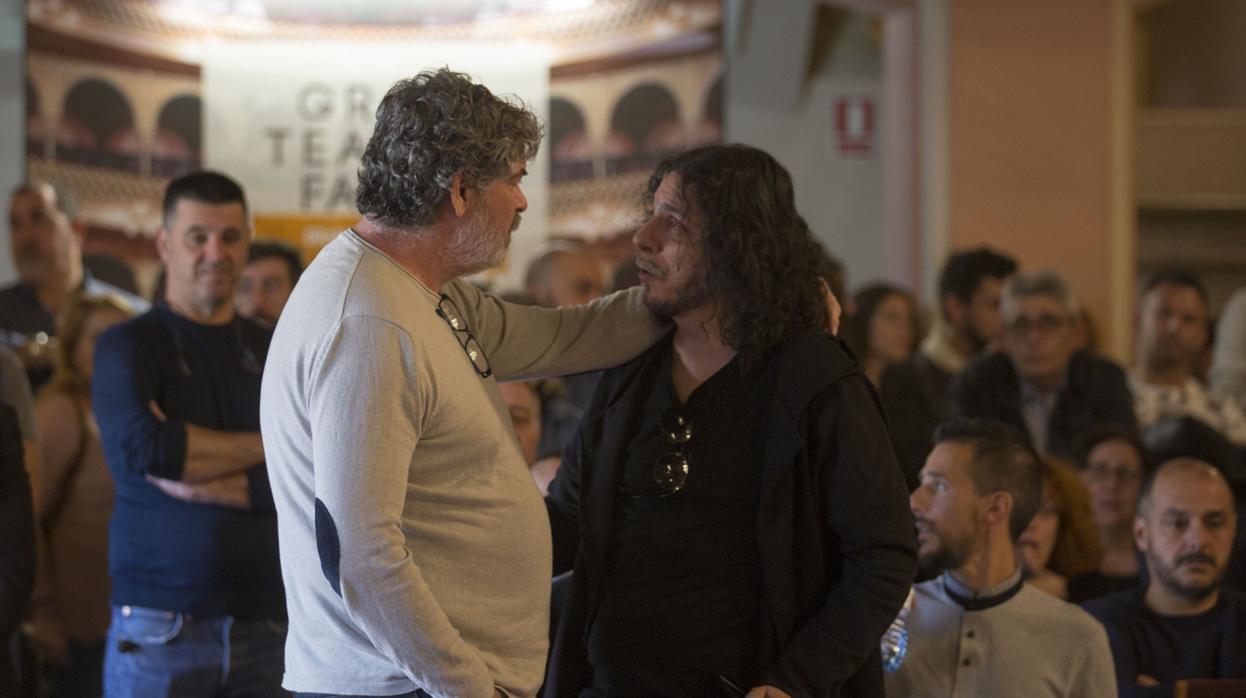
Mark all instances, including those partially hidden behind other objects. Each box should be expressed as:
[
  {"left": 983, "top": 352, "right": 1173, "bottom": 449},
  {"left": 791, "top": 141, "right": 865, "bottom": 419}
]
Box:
[{"left": 92, "top": 324, "right": 266, "bottom": 509}]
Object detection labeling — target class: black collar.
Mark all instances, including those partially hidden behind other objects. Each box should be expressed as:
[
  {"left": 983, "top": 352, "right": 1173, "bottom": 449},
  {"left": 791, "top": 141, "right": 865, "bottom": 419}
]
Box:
[{"left": 943, "top": 574, "right": 1025, "bottom": 611}]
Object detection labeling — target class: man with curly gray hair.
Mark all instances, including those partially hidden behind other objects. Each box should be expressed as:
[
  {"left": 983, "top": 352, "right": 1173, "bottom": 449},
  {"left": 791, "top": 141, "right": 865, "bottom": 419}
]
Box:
[{"left": 261, "top": 69, "right": 667, "bottom": 698}]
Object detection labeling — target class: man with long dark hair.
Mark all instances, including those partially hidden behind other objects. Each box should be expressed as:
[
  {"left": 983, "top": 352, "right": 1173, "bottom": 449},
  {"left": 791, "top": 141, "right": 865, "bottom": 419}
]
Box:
[{"left": 544, "top": 144, "right": 917, "bottom": 697}]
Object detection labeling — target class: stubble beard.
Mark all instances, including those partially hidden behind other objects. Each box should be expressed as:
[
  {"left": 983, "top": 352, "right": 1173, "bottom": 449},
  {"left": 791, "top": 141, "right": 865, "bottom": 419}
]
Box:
[
  {"left": 1152, "top": 552, "right": 1224, "bottom": 602},
  {"left": 915, "top": 518, "right": 979, "bottom": 580},
  {"left": 641, "top": 267, "right": 713, "bottom": 320},
  {"left": 447, "top": 207, "right": 514, "bottom": 277}
]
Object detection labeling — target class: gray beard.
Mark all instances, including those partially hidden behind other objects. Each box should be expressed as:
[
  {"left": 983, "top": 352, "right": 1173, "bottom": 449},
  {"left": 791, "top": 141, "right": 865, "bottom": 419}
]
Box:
[{"left": 446, "top": 209, "right": 509, "bottom": 277}]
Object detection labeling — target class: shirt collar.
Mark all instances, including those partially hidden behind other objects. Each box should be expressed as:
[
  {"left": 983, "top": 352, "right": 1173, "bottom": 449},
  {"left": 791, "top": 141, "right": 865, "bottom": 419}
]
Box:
[{"left": 942, "top": 567, "right": 1024, "bottom": 611}]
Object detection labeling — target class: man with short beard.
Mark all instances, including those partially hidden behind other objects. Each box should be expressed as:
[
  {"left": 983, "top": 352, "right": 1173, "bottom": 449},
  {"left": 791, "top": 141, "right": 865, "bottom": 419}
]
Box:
[
  {"left": 888, "top": 418, "right": 1115, "bottom": 697},
  {"left": 1084, "top": 458, "right": 1246, "bottom": 695},
  {"left": 261, "top": 69, "right": 667, "bottom": 698},
  {"left": 879, "top": 248, "right": 1017, "bottom": 488},
  {"left": 544, "top": 144, "right": 916, "bottom": 698},
  {"left": 1130, "top": 270, "right": 1246, "bottom": 446}
]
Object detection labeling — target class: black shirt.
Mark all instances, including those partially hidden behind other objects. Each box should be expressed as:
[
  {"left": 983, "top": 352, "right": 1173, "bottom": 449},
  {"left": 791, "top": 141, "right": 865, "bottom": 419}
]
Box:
[
  {"left": 1084, "top": 586, "right": 1246, "bottom": 697},
  {"left": 586, "top": 344, "right": 762, "bottom": 696},
  {"left": 1068, "top": 571, "right": 1142, "bottom": 605},
  {"left": 0, "top": 283, "right": 58, "bottom": 390}
]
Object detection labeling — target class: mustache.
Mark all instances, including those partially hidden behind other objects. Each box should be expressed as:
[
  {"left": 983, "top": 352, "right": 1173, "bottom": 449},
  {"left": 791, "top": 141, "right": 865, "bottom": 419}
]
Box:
[
  {"left": 196, "top": 261, "right": 234, "bottom": 274},
  {"left": 1177, "top": 553, "right": 1216, "bottom": 568},
  {"left": 635, "top": 256, "right": 663, "bottom": 279},
  {"left": 511, "top": 214, "right": 522, "bottom": 232}
]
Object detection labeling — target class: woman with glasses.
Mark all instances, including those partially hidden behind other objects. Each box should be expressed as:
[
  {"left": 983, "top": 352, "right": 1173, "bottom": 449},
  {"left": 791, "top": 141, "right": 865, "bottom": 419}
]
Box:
[{"left": 1067, "top": 425, "right": 1151, "bottom": 604}]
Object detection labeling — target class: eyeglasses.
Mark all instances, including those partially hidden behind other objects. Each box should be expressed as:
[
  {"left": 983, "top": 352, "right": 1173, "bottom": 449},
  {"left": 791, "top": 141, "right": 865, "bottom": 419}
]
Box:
[
  {"left": 653, "top": 405, "right": 693, "bottom": 494},
  {"left": 1084, "top": 464, "right": 1141, "bottom": 484},
  {"left": 1006, "top": 314, "right": 1068, "bottom": 336},
  {"left": 435, "top": 294, "right": 493, "bottom": 379}
]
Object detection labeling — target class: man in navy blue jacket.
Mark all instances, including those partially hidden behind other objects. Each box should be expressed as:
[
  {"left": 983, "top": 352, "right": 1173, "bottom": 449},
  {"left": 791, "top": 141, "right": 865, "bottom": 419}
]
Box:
[{"left": 93, "top": 171, "right": 283, "bottom": 697}]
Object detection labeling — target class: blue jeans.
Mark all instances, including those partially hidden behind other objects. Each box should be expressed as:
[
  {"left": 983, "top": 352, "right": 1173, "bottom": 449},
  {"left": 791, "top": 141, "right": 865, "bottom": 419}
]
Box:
[{"left": 103, "top": 605, "right": 287, "bottom": 697}]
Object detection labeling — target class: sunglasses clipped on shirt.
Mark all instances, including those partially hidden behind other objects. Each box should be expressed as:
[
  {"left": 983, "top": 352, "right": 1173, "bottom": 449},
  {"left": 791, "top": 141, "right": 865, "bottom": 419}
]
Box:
[{"left": 653, "top": 404, "right": 693, "bottom": 494}]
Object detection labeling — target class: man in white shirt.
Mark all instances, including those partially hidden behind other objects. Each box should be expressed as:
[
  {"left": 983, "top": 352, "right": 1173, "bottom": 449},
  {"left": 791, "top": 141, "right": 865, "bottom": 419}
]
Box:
[{"left": 1131, "top": 270, "right": 1246, "bottom": 446}]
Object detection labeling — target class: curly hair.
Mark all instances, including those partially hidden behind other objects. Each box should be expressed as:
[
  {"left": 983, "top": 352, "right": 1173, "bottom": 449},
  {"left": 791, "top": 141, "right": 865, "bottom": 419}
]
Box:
[
  {"left": 646, "top": 144, "right": 828, "bottom": 365},
  {"left": 355, "top": 69, "right": 543, "bottom": 230}
]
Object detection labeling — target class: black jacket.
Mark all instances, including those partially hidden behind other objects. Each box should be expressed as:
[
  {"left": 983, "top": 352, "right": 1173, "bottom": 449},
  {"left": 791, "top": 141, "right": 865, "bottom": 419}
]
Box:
[
  {"left": 544, "top": 331, "right": 917, "bottom": 697},
  {"left": 879, "top": 352, "right": 957, "bottom": 491},
  {"left": 954, "top": 349, "right": 1137, "bottom": 457},
  {"left": 0, "top": 403, "right": 35, "bottom": 695}
]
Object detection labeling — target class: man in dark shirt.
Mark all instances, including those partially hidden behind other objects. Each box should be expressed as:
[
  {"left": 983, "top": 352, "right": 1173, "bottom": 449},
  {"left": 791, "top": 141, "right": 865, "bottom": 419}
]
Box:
[
  {"left": 545, "top": 144, "right": 917, "bottom": 698},
  {"left": 93, "top": 171, "right": 283, "bottom": 697},
  {"left": 879, "top": 247, "right": 1017, "bottom": 488},
  {"left": 236, "top": 239, "right": 302, "bottom": 329},
  {"left": 0, "top": 180, "right": 147, "bottom": 390},
  {"left": 955, "top": 270, "right": 1136, "bottom": 458},
  {"left": 1085, "top": 458, "right": 1246, "bottom": 697}
]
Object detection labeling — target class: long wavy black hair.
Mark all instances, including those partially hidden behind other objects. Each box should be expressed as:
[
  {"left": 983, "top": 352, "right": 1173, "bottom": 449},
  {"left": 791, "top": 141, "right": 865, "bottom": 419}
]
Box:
[{"left": 647, "top": 144, "right": 829, "bottom": 366}]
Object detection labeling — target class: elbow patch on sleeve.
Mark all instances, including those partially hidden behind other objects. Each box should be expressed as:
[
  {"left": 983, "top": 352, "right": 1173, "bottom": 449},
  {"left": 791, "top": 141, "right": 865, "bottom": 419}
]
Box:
[{"left": 314, "top": 498, "right": 342, "bottom": 597}]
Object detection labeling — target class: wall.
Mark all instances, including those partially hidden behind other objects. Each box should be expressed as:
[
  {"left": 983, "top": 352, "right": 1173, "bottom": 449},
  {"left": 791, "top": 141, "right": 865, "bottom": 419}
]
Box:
[
  {"left": 725, "top": 0, "right": 895, "bottom": 292},
  {"left": 1139, "top": 0, "right": 1246, "bottom": 108},
  {"left": 0, "top": 7, "right": 22, "bottom": 285},
  {"left": 946, "top": 0, "right": 1134, "bottom": 360}
]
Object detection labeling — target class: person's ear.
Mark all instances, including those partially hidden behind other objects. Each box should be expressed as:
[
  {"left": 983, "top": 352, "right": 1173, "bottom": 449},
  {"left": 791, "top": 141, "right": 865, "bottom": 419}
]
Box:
[
  {"left": 70, "top": 219, "right": 88, "bottom": 244},
  {"left": 1134, "top": 516, "right": 1148, "bottom": 553},
  {"left": 984, "top": 490, "right": 1014, "bottom": 530},
  {"left": 448, "top": 172, "right": 472, "bottom": 218},
  {"left": 944, "top": 294, "right": 966, "bottom": 328},
  {"left": 155, "top": 228, "right": 171, "bottom": 264}
]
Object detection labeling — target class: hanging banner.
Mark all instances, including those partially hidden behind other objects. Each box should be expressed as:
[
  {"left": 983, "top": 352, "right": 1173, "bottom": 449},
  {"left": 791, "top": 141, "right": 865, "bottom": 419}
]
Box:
[{"left": 203, "top": 41, "right": 550, "bottom": 281}]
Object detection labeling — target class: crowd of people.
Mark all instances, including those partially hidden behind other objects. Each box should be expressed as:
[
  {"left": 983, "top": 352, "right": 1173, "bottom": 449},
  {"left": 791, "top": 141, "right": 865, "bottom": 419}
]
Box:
[{"left": 0, "top": 67, "right": 1244, "bottom": 698}]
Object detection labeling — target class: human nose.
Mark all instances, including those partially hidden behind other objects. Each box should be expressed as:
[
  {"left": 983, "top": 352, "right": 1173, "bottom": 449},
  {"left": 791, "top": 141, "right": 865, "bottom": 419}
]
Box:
[
  {"left": 633, "top": 218, "right": 659, "bottom": 254},
  {"left": 515, "top": 186, "right": 528, "bottom": 213},
  {"left": 909, "top": 487, "right": 927, "bottom": 515},
  {"left": 203, "top": 234, "right": 227, "bottom": 260}
]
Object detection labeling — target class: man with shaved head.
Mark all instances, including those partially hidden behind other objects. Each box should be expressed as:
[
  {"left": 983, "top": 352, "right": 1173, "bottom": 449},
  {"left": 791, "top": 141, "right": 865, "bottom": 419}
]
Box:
[
  {"left": 524, "top": 241, "right": 608, "bottom": 309},
  {"left": 1, "top": 180, "right": 146, "bottom": 389},
  {"left": 1085, "top": 458, "right": 1246, "bottom": 695}
]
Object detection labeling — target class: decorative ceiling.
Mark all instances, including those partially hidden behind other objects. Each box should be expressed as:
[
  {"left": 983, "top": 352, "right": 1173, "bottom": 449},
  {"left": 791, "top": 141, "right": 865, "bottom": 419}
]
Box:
[{"left": 29, "top": 0, "right": 721, "bottom": 46}]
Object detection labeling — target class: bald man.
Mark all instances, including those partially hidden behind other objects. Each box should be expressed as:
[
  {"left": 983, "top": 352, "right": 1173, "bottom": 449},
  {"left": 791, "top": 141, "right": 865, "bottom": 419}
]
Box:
[
  {"left": 1, "top": 181, "right": 147, "bottom": 389},
  {"left": 1085, "top": 458, "right": 1246, "bottom": 696},
  {"left": 524, "top": 242, "right": 609, "bottom": 309},
  {"left": 523, "top": 243, "right": 610, "bottom": 457}
]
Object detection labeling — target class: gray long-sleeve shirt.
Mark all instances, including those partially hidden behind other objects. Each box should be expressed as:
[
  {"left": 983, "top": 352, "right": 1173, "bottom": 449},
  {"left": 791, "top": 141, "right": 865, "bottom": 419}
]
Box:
[
  {"left": 261, "top": 230, "right": 665, "bottom": 698},
  {"left": 886, "top": 573, "right": 1117, "bottom": 697}
]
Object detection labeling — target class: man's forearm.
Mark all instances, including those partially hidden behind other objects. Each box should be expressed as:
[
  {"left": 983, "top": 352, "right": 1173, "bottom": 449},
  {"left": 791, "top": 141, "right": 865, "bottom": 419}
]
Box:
[{"left": 180, "top": 426, "right": 264, "bottom": 482}]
